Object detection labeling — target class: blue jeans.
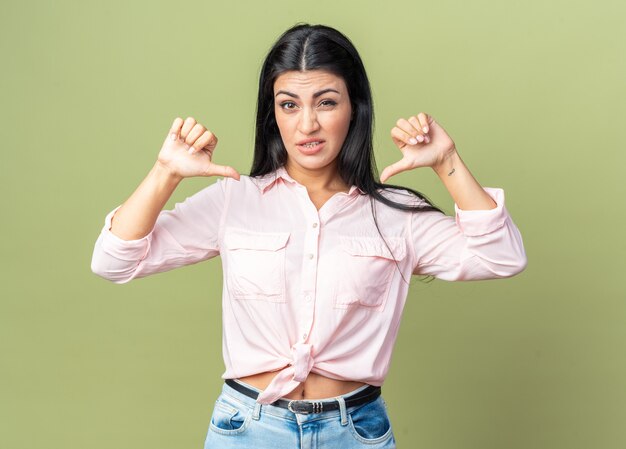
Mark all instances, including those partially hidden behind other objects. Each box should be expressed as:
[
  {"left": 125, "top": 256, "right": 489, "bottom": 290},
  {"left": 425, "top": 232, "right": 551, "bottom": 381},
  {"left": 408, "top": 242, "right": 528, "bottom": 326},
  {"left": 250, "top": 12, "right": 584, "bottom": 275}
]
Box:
[{"left": 203, "top": 379, "right": 397, "bottom": 448}]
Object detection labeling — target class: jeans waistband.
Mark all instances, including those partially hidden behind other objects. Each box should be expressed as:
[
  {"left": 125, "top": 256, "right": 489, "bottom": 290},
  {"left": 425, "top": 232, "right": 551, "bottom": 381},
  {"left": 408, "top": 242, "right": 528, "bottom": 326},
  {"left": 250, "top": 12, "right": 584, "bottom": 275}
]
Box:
[{"left": 218, "top": 379, "right": 379, "bottom": 423}]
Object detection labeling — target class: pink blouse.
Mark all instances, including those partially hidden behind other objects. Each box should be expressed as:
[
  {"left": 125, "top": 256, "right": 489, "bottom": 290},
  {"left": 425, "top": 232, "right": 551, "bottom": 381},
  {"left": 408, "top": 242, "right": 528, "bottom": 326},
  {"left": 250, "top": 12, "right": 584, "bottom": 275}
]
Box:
[{"left": 91, "top": 164, "right": 527, "bottom": 404}]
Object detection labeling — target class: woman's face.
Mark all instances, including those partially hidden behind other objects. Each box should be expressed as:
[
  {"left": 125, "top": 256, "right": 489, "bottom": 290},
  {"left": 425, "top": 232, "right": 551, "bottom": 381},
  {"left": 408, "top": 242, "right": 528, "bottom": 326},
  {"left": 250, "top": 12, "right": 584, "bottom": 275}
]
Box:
[{"left": 273, "top": 69, "right": 352, "bottom": 175}]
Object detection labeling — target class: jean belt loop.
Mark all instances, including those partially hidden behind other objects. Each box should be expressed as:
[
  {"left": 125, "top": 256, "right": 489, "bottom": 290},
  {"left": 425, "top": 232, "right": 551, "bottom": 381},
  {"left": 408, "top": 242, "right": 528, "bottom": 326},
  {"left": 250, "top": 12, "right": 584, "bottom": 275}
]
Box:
[
  {"left": 252, "top": 400, "right": 262, "bottom": 420},
  {"left": 335, "top": 395, "right": 348, "bottom": 426}
]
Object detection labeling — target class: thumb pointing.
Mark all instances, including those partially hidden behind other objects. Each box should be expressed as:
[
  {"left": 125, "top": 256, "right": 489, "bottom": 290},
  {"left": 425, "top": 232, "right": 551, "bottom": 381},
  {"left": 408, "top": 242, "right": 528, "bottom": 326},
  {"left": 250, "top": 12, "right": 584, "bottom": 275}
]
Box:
[
  {"left": 213, "top": 163, "right": 241, "bottom": 181},
  {"left": 379, "top": 159, "right": 411, "bottom": 183}
]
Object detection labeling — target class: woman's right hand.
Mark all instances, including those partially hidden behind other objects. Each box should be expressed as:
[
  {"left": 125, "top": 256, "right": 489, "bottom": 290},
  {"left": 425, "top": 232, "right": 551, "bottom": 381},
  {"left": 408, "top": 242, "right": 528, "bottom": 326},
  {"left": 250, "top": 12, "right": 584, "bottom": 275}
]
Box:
[{"left": 157, "top": 117, "right": 241, "bottom": 181}]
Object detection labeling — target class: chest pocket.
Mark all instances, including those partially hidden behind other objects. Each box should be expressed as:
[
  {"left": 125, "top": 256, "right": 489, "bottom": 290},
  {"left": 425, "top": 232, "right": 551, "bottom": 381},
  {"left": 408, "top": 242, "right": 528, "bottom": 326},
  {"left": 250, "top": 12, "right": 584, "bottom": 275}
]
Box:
[
  {"left": 223, "top": 228, "right": 290, "bottom": 302},
  {"left": 334, "top": 235, "right": 407, "bottom": 312}
]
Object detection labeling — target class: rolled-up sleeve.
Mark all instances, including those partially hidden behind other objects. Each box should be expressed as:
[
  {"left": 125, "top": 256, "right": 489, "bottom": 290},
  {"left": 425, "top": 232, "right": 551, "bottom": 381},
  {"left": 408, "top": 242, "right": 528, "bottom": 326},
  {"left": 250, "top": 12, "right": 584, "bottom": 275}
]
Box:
[
  {"left": 410, "top": 187, "right": 527, "bottom": 280},
  {"left": 91, "top": 177, "right": 227, "bottom": 284}
]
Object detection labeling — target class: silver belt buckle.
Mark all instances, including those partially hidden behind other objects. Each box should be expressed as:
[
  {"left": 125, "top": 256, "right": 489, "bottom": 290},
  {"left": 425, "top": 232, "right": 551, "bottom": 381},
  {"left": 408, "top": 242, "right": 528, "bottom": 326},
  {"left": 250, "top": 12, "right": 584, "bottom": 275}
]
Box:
[
  {"left": 288, "top": 400, "right": 324, "bottom": 414},
  {"left": 288, "top": 400, "right": 309, "bottom": 414}
]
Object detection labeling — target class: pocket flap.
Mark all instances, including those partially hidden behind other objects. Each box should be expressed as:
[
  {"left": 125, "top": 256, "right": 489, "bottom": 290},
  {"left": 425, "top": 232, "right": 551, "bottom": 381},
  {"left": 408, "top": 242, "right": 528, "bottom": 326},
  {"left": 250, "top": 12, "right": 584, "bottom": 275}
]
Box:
[
  {"left": 224, "top": 228, "right": 290, "bottom": 251},
  {"left": 339, "top": 235, "right": 406, "bottom": 260}
]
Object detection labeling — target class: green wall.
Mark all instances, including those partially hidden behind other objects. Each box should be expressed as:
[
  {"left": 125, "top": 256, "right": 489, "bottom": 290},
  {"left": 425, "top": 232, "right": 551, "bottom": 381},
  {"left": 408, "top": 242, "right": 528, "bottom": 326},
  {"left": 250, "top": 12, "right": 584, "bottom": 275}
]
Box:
[{"left": 2, "top": 0, "right": 624, "bottom": 448}]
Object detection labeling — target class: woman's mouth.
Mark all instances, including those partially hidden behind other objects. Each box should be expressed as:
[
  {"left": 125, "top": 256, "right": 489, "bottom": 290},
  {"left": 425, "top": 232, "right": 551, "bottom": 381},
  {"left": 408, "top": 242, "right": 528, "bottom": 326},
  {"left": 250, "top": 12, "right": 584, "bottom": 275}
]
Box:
[{"left": 297, "top": 140, "right": 325, "bottom": 155}]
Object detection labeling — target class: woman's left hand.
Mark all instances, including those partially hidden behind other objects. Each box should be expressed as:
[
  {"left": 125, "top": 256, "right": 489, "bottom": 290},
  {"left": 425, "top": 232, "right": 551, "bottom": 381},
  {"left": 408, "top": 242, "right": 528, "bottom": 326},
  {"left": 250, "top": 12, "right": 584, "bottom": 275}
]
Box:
[{"left": 379, "top": 112, "right": 457, "bottom": 183}]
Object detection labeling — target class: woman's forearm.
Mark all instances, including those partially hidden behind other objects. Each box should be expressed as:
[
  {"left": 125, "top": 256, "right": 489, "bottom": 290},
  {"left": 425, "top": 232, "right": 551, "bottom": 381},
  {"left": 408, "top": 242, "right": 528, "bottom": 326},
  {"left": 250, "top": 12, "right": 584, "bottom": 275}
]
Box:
[
  {"left": 432, "top": 149, "right": 497, "bottom": 211},
  {"left": 109, "top": 161, "right": 183, "bottom": 240}
]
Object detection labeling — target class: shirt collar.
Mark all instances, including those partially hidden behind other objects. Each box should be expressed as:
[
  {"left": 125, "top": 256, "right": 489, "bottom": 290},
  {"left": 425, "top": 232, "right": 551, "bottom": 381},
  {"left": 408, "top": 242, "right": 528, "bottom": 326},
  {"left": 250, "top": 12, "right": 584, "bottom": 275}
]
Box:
[{"left": 252, "top": 165, "right": 365, "bottom": 195}]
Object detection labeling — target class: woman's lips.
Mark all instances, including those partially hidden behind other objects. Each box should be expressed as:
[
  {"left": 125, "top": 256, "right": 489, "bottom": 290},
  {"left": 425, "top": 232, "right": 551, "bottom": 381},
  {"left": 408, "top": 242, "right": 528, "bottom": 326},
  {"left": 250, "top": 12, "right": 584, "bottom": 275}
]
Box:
[{"left": 297, "top": 141, "right": 325, "bottom": 155}]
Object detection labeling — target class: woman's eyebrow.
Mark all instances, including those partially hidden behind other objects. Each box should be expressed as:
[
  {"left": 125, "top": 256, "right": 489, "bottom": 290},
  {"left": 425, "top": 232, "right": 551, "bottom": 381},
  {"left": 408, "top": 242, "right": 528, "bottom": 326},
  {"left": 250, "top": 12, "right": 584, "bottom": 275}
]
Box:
[{"left": 274, "top": 88, "right": 340, "bottom": 98}]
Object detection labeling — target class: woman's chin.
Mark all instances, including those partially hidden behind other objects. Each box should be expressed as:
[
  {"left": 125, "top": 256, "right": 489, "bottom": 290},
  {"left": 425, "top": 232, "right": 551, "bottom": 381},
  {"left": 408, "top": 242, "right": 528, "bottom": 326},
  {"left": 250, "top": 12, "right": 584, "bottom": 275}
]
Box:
[{"left": 287, "top": 155, "right": 337, "bottom": 171}]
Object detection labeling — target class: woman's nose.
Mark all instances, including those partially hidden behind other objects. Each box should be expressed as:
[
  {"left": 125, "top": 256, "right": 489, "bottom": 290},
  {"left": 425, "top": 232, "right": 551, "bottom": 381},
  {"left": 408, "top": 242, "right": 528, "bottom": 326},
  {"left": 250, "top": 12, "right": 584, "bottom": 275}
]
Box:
[{"left": 298, "top": 108, "right": 320, "bottom": 134}]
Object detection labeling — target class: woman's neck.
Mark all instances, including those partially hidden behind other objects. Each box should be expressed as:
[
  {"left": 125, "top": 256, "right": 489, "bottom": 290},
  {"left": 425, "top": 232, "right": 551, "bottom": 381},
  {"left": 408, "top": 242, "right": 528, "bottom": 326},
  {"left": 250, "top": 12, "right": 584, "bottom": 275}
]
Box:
[{"left": 284, "top": 161, "right": 350, "bottom": 193}]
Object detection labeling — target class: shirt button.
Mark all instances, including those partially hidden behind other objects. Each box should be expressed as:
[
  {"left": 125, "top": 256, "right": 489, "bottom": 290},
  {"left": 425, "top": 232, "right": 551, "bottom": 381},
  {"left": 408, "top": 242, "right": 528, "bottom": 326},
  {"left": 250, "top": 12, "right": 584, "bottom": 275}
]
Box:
[
  {"left": 303, "top": 333, "right": 308, "bottom": 339},
  {"left": 304, "top": 295, "right": 311, "bottom": 302},
  {"left": 312, "top": 222, "right": 318, "bottom": 228},
  {"left": 307, "top": 253, "right": 314, "bottom": 259}
]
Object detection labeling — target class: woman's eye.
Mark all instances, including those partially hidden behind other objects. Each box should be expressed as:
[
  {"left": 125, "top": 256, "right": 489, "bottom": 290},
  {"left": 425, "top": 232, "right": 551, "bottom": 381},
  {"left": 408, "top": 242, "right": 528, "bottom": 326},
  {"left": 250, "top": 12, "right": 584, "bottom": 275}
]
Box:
[{"left": 279, "top": 100, "right": 336, "bottom": 110}]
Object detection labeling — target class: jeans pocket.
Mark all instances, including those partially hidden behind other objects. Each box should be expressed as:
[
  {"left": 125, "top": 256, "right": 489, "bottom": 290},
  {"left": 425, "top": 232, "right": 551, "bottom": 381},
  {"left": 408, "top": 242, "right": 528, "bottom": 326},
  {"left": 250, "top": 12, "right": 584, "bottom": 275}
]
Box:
[
  {"left": 208, "top": 393, "right": 252, "bottom": 435},
  {"left": 347, "top": 396, "right": 394, "bottom": 444}
]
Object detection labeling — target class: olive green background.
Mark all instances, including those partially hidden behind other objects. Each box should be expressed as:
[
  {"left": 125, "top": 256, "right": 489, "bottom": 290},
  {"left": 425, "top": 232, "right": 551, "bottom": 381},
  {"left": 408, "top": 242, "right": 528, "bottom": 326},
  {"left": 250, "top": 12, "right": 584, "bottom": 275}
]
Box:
[{"left": 2, "top": 0, "right": 624, "bottom": 448}]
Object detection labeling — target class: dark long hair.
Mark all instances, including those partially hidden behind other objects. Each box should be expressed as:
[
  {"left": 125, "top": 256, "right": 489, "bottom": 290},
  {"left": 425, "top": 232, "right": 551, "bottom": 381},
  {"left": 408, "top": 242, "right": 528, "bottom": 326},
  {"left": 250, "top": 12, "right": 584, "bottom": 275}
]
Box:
[{"left": 249, "top": 23, "right": 445, "bottom": 283}]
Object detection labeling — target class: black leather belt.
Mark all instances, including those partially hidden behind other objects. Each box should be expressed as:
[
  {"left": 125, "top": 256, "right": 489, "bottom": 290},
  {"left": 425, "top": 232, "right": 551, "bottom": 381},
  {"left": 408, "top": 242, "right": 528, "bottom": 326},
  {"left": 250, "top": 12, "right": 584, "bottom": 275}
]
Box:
[{"left": 225, "top": 379, "right": 381, "bottom": 414}]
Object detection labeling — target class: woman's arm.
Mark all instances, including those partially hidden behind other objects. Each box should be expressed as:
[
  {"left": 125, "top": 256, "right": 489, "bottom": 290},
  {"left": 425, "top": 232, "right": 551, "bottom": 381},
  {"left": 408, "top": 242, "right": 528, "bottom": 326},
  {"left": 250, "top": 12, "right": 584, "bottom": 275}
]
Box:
[
  {"left": 431, "top": 150, "right": 497, "bottom": 211},
  {"left": 409, "top": 187, "right": 527, "bottom": 280},
  {"left": 90, "top": 117, "right": 239, "bottom": 284},
  {"left": 109, "top": 161, "right": 182, "bottom": 241},
  {"left": 108, "top": 116, "right": 239, "bottom": 241},
  {"left": 381, "top": 112, "right": 527, "bottom": 280},
  {"left": 381, "top": 112, "right": 508, "bottom": 211},
  {"left": 90, "top": 177, "right": 227, "bottom": 284}
]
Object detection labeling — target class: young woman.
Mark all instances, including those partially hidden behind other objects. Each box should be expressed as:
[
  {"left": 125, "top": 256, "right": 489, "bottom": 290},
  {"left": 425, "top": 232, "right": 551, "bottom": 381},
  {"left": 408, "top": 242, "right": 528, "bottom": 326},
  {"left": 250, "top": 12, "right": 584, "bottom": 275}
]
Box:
[{"left": 91, "top": 23, "right": 527, "bottom": 449}]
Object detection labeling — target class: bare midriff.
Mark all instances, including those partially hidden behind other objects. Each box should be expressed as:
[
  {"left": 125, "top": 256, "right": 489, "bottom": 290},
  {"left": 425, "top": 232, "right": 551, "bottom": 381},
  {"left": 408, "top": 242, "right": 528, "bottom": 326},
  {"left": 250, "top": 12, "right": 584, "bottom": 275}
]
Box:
[{"left": 237, "top": 370, "right": 368, "bottom": 400}]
